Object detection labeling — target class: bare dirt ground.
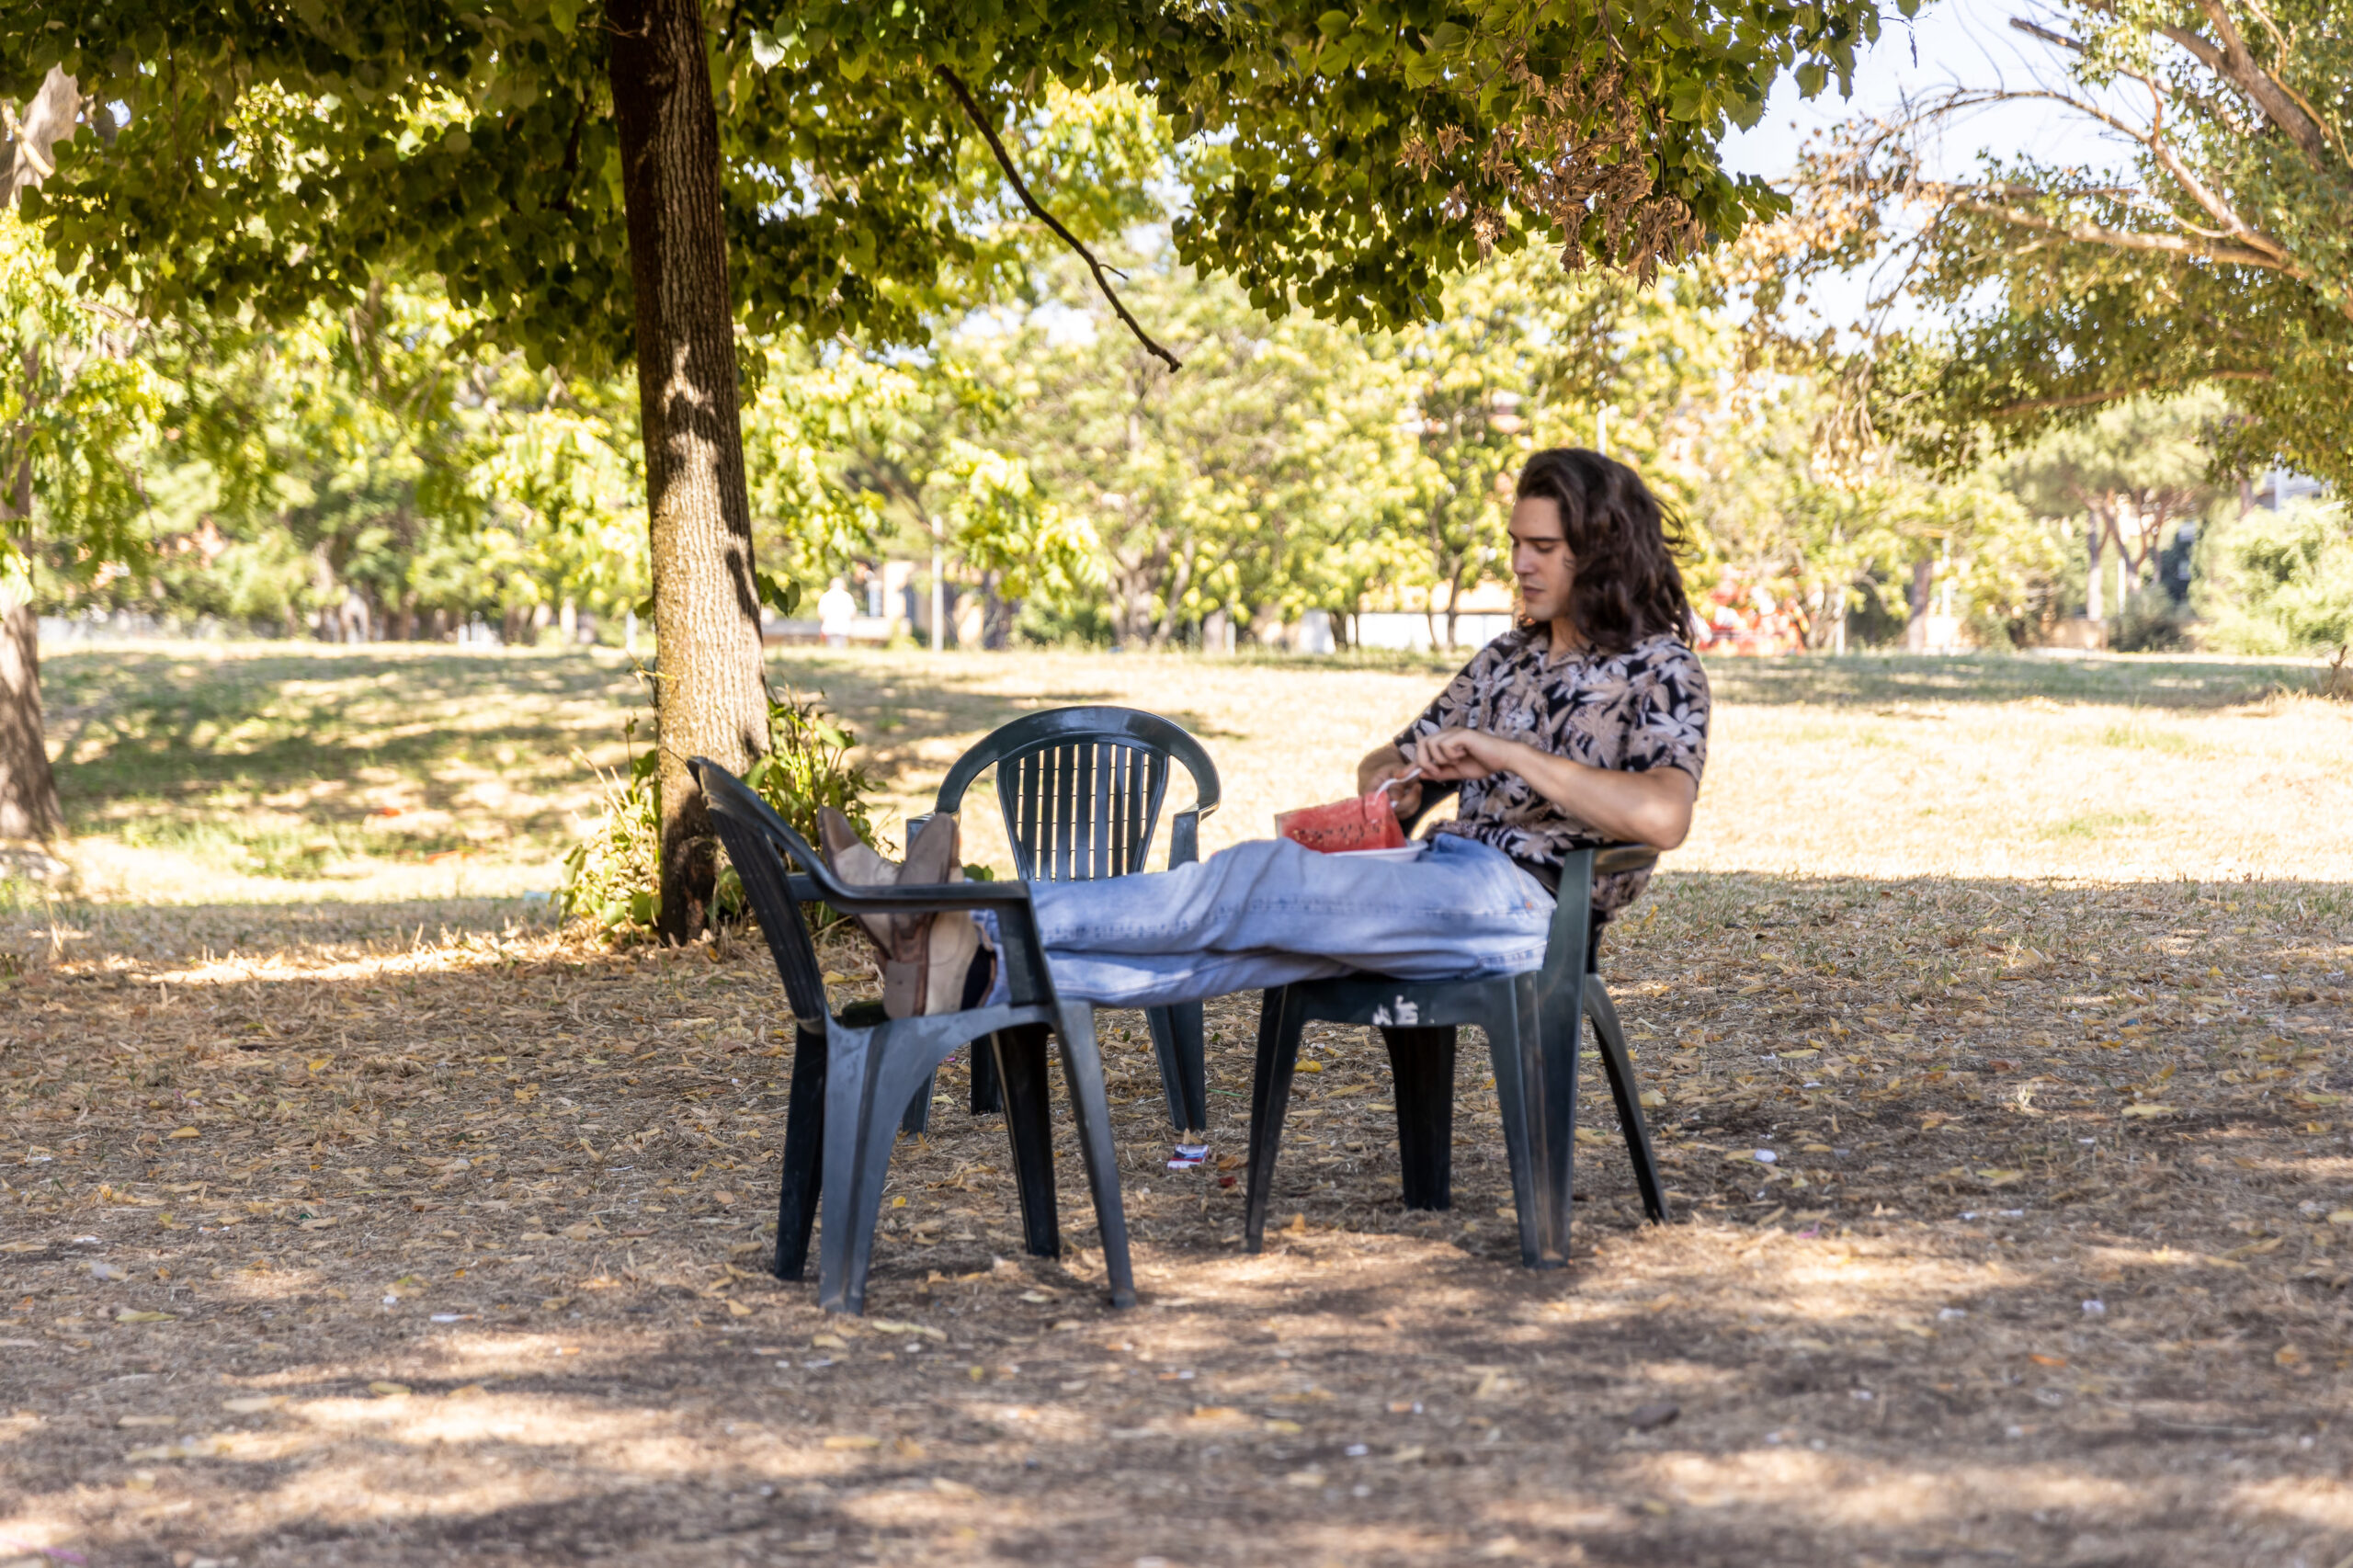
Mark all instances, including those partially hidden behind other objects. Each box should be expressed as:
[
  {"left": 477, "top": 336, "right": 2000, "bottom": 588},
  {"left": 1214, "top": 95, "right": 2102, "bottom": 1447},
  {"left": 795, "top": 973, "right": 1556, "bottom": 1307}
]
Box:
[{"left": 6, "top": 646, "right": 2353, "bottom": 1568}]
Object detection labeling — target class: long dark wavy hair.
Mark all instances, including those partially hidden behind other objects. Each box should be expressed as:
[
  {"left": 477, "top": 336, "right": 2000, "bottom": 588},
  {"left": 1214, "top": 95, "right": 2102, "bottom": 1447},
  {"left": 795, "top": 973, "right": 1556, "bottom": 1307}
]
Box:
[{"left": 1513, "top": 447, "right": 1695, "bottom": 653}]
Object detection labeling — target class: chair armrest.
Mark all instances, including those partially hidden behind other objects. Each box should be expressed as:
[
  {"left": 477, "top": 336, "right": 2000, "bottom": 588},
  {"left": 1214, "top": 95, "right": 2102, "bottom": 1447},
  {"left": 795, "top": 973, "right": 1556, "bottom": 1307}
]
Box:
[
  {"left": 783, "top": 873, "right": 1034, "bottom": 915},
  {"left": 1168, "top": 808, "right": 1202, "bottom": 867},
  {"left": 1594, "top": 843, "right": 1661, "bottom": 876}
]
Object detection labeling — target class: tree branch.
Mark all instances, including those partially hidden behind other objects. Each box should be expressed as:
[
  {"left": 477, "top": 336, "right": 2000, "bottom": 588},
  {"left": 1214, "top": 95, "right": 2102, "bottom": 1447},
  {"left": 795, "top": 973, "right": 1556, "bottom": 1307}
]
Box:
[
  {"left": 1948, "top": 194, "right": 2302, "bottom": 274},
  {"left": 934, "top": 65, "right": 1182, "bottom": 373},
  {"left": 2188, "top": 0, "right": 2330, "bottom": 162},
  {"left": 551, "top": 98, "right": 587, "bottom": 214},
  {"left": 2121, "top": 67, "right": 2290, "bottom": 260},
  {"left": 1891, "top": 76, "right": 2298, "bottom": 264},
  {"left": 1988, "top": 369, "right": 2274, "bottom": 420},
  {"left": 2007, "top": 17, "right": 2087, "bottom": 52}
]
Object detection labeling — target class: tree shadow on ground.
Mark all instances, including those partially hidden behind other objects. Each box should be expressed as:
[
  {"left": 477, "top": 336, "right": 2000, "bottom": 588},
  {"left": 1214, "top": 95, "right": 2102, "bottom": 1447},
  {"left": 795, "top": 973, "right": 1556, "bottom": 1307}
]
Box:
[{"left": 42, "top": 646, "right": 643, "bottom": 865}]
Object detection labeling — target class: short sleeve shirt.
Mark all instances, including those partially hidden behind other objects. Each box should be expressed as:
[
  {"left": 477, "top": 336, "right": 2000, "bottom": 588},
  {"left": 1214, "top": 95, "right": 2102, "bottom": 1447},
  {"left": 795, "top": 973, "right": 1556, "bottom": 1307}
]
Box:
[{"left": 1393, "top": 626, "right": 1711, "bottom": 916}]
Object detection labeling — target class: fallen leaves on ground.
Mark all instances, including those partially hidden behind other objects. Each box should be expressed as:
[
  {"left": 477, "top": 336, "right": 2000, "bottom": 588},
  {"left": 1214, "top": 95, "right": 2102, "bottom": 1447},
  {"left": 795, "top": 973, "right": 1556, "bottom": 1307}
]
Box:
[{"left": 0, "top": 870, "right": 2347, "bottom": 1566}]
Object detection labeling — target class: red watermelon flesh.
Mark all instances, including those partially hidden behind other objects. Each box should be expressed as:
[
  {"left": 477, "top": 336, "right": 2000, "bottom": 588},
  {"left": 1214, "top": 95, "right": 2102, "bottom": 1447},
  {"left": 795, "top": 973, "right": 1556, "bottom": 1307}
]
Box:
[{"left": 1275, "top": 784, "right": 1409, "bottom": 853}]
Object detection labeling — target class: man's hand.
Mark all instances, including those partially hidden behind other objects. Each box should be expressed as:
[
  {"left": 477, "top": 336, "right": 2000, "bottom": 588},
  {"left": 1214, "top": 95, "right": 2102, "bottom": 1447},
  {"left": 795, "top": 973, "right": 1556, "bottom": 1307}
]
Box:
[
  {"left": 1356, "top": 743, "right": 1422, "bottom": 818},
  {"left": 1414, "top": 727, "right": 1524, "bottom": 783}
]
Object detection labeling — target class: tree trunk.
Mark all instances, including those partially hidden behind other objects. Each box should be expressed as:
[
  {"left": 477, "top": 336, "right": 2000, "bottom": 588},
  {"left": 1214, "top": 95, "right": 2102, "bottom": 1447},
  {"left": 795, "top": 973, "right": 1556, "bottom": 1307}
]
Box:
[
  {"left": 1904, "top": 556, "right": 1934, "bottom": 652},
  {"left": 1154, "top": 543, "right": 1196, "bottom": 648},
  {"left": 0, "top": 584, "right": 61, "bottom": 842},
  {"left": 609, "top": 0, "right": 770, "bottom": 944},
  {"left": 2085, "top": 507, "right": 2107, "bottom": 621},
  {"left": 982, "top": 571, "right": 1008, "bottom": 649},
  {"left": 0, "top": 445, "right": 58, "bottom": 841}
]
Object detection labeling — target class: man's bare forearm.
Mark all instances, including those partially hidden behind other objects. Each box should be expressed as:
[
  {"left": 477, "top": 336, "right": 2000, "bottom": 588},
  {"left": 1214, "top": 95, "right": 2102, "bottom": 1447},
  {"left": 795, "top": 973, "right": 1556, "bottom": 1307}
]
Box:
[
  {"left": 1508, "top": 746, "right": 1696, "bottom": 849},
  {"left": 1411, "top": 728, "right": 1695, "bottom": 850}
]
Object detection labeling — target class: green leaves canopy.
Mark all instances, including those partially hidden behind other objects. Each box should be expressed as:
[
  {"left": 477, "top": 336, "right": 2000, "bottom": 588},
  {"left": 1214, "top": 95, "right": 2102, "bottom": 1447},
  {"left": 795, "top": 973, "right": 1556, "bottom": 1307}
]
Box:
[
  {"left": 6, "top": 0, "right": 1900, "bottom": 372},
  {"left": 1797, "top": 0, "right": 2353, "bottom": 485},
  {"left": 0, "top": 210, "right": 161, "bottom": 590}
]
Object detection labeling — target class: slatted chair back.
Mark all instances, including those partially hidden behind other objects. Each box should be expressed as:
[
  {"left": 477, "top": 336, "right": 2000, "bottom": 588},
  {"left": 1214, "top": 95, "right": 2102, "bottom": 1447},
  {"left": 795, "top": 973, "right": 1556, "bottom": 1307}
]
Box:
[{"left": 936, "top": 707, "right": 1222, "bottom": 883}]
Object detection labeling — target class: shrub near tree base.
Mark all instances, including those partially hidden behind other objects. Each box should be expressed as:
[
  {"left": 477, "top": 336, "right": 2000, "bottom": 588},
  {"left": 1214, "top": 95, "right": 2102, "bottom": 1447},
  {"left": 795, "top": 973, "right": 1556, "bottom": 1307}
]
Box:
[
  {"left": 2109, "top": 590, "right": 2190, "bottom": 655},
  {"left": 560, "top": 716, "right": 665, "bottom": 936},
  {"left": 562, "top": 687, "right": 877, "bottom": 938}
]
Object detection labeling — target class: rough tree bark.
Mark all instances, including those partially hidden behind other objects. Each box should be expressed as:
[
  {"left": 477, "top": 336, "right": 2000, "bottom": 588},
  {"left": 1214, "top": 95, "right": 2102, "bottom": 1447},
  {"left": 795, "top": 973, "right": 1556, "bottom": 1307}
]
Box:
[
  {"left": 1, "top": 442, "right": 59, "bottom": 840},
  {"left": 1904, "top": 555, "right": 1935, "bottom": 652},
  {"left": 0, "top": 583, "right": 61, "bottom": 842},
  {"left": 0, "top": 68, "right": 79, "bottom": 843},
  {"left": 608, "top": 0, "right": 770, "bottom": 943}
]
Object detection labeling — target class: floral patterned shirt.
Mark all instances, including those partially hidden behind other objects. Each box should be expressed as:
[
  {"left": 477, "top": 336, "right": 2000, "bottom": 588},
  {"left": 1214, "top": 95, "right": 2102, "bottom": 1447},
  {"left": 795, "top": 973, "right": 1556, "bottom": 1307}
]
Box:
[{"left": 1393, "top": 626, "right": 1711, "bottom": 916}]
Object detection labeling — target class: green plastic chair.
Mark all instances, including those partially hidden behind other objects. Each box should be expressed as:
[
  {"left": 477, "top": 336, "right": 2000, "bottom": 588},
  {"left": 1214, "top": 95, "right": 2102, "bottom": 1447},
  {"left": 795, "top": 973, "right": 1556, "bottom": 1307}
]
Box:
[{"left": 1243, "top": 841, "right": 1670, "bottom": 1267}]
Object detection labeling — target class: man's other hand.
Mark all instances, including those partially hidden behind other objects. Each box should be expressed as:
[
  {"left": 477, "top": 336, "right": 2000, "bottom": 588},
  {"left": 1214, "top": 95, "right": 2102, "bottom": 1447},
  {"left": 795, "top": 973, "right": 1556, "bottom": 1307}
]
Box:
[{"left": 1357, "top": 743, "right": 1423, "bottom": 817}]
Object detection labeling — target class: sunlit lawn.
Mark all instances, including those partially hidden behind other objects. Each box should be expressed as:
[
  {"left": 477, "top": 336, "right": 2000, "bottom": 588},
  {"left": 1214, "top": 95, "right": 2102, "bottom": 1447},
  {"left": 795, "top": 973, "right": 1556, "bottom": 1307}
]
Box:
[
  {"left": 34, "top": 640, "right": 2342, "bottom": 901},
  {"left": 35, "top": 643, "right": 645, "bottom": 904}
]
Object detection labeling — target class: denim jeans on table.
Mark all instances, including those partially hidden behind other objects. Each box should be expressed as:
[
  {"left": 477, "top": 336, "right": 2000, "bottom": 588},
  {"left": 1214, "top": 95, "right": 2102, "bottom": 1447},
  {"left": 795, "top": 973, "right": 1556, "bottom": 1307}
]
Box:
[{"left": 1023, "top": 833, "right": 1555, "bottom": 1010}]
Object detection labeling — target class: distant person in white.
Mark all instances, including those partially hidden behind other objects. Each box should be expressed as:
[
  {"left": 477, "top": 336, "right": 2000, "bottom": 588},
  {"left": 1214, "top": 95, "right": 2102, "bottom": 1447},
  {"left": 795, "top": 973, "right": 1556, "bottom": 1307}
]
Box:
[{"left": 817, "top": 577, "right": 858, "bottom": 650}]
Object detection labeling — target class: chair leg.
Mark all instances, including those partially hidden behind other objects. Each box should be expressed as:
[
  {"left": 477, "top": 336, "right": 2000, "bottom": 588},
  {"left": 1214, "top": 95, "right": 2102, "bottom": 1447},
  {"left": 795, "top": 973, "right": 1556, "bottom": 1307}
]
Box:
[
  {"left": 816, "top": 1015, "right": 971, "bottom": 1315},
  {"left": 1380, "top": 1025, "right": 1457, "bottom": 1210},
  {"left": 900, "top": 1069, "right": 936, "bottom": 1137},
  {"left": 1484, "top": 975, "right": 1577, "bottom": 1269},
  {"left": 1173, "top": 1001, "right": 1209, "bottom": 1133},
  {"left": 813, "top": 1020, "right": 890, "bottom": 1314},
  {"left": 1586, "top": 977, "right": 1670, "bottom": 1223},
  {"left": 970, "top": 1035, "right": 1004, "bottom": 1116},
  {"left": 1051, "top": 1002, "right": 1137, "bottom": 1309},
  {"left": 772, "top": 1021, "right": 827, "bottom": 1282},
  {"left": 1145, "top": 1002, "right": 1210, "bottom": 1133},
  {"left": 1244, "top": 987, "right": 1309, "bottom": 1252},
  {"left": 991, "top": 1024, "right": 1063, "bottom": 1258}
]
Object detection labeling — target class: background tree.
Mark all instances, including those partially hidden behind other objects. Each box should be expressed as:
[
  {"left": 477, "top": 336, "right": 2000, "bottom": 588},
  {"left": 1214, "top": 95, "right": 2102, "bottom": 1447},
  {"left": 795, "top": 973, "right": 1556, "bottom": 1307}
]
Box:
[
  {"left": 0, "top": 208, "right": 157, "bottom": 842},
  {"left": 1791, "top": 0, "right": 2348, "bottom": 490},
  {"left": 2199, "top": 498, "right": 2353, "bottom": 653},
  {"left": 1997, "top": 392, "right": 2226, "bottom": 620},
  {"left": 1381, "top": 267, "right": 1552, "bottom": 649}
]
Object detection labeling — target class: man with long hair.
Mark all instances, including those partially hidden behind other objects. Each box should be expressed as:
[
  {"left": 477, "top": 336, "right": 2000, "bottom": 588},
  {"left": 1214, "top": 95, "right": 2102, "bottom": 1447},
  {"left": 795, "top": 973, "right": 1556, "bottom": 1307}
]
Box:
[
  {"left": 1357, "top": 445, "right": 1706, "bottom": 924},
  {"left": 823, "top": 447, "right": 1711, "bottom": 1015}
]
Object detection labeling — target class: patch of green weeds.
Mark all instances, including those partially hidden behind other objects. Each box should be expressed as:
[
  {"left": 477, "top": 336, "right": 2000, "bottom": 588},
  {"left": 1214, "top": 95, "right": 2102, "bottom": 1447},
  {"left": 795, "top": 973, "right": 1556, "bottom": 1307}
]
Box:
[
  {"left": 109, "top": 817, "right": 375, "bottom": 879},
  {"left": 2040, "top": 808, "right": 2159, "bottom": 841},
  {"left": 2097, "top": 719, "right": 2203, "bottom": 756}
]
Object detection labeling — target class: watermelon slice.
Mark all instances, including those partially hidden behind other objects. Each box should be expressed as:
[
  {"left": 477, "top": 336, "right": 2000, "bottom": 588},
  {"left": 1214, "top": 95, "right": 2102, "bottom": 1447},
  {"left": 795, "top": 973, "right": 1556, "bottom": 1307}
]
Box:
[{"left": 1275, "top": 782, "right": 1410, "bottom": 853}]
